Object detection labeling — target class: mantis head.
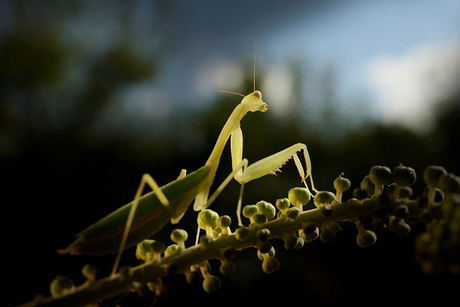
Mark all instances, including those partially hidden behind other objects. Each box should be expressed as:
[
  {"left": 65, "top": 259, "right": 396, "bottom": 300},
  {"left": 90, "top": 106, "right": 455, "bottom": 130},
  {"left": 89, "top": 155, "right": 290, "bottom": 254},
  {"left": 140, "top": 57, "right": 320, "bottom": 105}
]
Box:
[{"left": 243, "top": 90, "right": 268, "bottom": 113}]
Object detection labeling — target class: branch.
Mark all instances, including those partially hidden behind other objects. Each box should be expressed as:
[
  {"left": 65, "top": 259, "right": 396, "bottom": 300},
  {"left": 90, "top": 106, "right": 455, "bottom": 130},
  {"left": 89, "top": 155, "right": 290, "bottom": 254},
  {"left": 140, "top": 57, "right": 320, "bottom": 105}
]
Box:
[{"left": 15, "top": 165, "right": 460, "bottom": 307}]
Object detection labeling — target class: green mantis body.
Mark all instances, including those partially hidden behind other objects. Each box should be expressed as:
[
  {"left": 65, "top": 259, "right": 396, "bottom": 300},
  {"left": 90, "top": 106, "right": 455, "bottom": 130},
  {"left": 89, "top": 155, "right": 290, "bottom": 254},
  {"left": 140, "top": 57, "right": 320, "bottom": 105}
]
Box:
[{"left": 60, "top": 68, "right": 317, "bottom": 276}]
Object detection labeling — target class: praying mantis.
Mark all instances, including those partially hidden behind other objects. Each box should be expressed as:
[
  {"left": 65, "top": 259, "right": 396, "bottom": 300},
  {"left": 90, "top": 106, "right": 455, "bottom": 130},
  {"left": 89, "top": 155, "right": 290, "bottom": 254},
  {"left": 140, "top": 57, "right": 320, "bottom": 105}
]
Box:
[{"left": 59, "top": 41, "right": 317, "bottom": 276}]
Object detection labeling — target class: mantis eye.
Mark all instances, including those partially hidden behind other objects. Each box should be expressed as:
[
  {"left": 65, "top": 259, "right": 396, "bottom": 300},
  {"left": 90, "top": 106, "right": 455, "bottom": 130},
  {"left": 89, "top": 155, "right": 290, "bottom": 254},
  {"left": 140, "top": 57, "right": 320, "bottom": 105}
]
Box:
[{"left": 253, "top": 90, "right": 262, "bottom": 99}]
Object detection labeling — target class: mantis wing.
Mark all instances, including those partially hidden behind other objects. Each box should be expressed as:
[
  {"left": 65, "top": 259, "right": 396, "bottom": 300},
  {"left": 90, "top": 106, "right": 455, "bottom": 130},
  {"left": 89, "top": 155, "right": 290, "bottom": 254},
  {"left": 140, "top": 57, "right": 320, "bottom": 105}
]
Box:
[{"left": 59, "top": 166, "right": 210, "bottom": 256}]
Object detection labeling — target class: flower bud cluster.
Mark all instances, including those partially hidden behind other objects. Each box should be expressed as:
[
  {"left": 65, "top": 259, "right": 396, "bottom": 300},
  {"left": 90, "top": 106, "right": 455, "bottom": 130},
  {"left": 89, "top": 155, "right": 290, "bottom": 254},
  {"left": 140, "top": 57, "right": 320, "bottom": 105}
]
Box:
[{"left": 416, "top": 167, "right": 460, "bottom": 274}]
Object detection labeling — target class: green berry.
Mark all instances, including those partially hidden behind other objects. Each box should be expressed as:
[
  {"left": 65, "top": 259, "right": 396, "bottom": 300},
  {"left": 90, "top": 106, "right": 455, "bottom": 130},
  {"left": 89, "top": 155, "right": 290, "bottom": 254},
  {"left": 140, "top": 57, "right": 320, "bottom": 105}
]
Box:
[
  {"left": 356, "top": 230, "right": 377, "bottom": 247},
  {"left": 393, "top": 165, "right": 416, "bottom": 187},
  {"left": 397, "top": 186, "right": 413, "bottom": 199},
  {"left": 220, "top": 261, "right": 236, "bottom": 276},
  {"left": 314, "top": 191, "right": 336, "bottom": 208},
  {"left": 276, "top": 198, "right": 291, "bottom": 211},
  {"left": 353, "top": 188, "right": 368, "bottom": 201},
  {"left": 257, "top": 246, "right": 276, "bottom": 260},
  {"left": 234, "top": 226, "right": 249, "bottom": 241},
  {"left": 320, "top": 205, "right": 332, "bottom": 217},
  {"left": 299, "top": 227, "right": 319, "bottom": 242},
  {"left": 242, "top": 205, "right": 259, "bottom": 218},
  {"left": 262, "top": 256, "right": 279, "bottom": 274},
  {"left": 302, "top": 222, "right": 317, "bottom": 235},
  {"left": 256, "top": 228, "right": 271, "bottom": 242},
  {"left": 288, "top": 187, "right": 311, "bottom": 210},
  {"left": 164, "top": 244, "right": 179, "bottom": 257},
  {"left": 256, "top": 240, "right": 273, "bottom": 254},
  {"left": 202, "top": 275, "right": 221, "bottom": 293},
  {"left": 170, "top": 229, "right": 188, "bottom": 243},
  {"left": 285, "top": 207, "right": 301, "bottom": 221},
  {"left": 217, "top": 215, "right": 232, "bottom": 228},
  {"left": 320, "top": 224, "right": 336, "bottom": 243},
  {"left": 334, "top": 175, "right": 351, "bottom": 193},
  {"left": 136, "top": 240, "right": 165, "bottom": 261},
  {"left": 283, "top": 234, "right": 303, "bottom": 250},
  {"left": 423, "top": 165, "right": 447, "bottom": 187},
  {"left": 256, "top": 201, "right": 276, "bottom": 221},
  {"left": 437, "top": 173, "right": 460, "bottom": 194},
  {"left": 360, "top": 175, "right": 375, "bottom": 196},
  {"left": 253, "top": 212, "right": 267, "bottom": 224},
  {"left": 369, "top": 165, "right": 392, "bottom": 186},
  {"left": 197, "top": 209, "right": 219, "bottom": 230},
  {"left": 50, "top": 276, "right": 75, "bottom": 298}
]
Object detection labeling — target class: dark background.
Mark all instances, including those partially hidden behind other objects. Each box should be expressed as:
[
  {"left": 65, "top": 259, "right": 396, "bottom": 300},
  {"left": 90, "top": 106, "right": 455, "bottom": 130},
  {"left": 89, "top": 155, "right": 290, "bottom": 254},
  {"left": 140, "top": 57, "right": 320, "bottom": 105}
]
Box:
[{"left": 2, "top": 1, "right": 460, "bottom": 306}]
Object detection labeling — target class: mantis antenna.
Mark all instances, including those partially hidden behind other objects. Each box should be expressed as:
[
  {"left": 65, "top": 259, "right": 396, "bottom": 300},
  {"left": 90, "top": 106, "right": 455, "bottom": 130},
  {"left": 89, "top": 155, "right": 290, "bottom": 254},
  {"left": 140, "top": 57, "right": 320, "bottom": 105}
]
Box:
[{"left": 254, "top": 29, "right": 257, "bottom": 92}]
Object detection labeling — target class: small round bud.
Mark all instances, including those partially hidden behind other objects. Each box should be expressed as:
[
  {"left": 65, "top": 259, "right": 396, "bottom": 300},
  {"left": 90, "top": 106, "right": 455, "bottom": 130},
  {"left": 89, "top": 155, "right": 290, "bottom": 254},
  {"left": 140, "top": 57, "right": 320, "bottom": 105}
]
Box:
[
  {"left": 314, "top": 191, "right": 336, "bottom": 208},
  {"left": 392, "top": 165, "right": 416, "bottom": 187},
  {"left": 320, "top": 205, "right": 332, "bottom": 217},
  {"left": 356, "top": 230, "right": 377, "bottom": 247},
  {"left": 220, "top": 261, "right": 236, "bottom": 276},
  {"left": 394, "top": 205, "right": 409, "bottom": 219},
  {"left": 253, "top": 212, "right": 267, "bottom": 224},
  {"left": 285, "top": 207, "right": 301, "bottom": 221},
  {"left": 422, "top": 187, "right": 445, "bottom": 203},
  {"left": 299, "top": 227, "right": 319, "bottom": 242},
  {"left": 235, "top": 226, "right": 250, "bottom": 241},
  {"left": 283, "top": 233, "right": 303, "bottom": 250},
  {"left": 288, "top": 187, "right": 311, "bottom": 209},
  {"left": 389, "top": 217, "right": 411, "bottom": 236},
  {"left": 423, "top": 165, "right": 447, "bottom": 187},
  {"left": 164, "top": 244, "right": 180, "bottom": 257},
  {"left": 220, "top": 246, "right": 237, "bottom": 260},
  {"left": 276, "top": 198, "right": 291, "bottom": 211},
  {"left": 256, "top": 201, "right": 276, "bottom": 221},
  {"left": 50, "top": 276, "right": 75, "bottom": 298},
  {"left": 437, "top": 173, "right": 460, "bottom": 194},
  {"left": 256, "top": 228, "right": 271, "bottom": 242},
  {"left": 262, "top": 256, "right": 279, "bottom": 274},
  {"left": 197, "top": 209, "right": 219, "bottom": 230},
  {"left": 242, "top": 205, "right": 259, "bottom": 218},
  {"left": 256, "top": 240, "right": 273, "bottom": 254},
  {"left": 202, "top": 275, "right": 221, "bottom": 293},
  {"left": 369, "top": 165, "right": 392, "bottom": 186},
  {"left": 170, "top": 229, "right": 188, "bottom": 243},
  {"left": 353, "top": 188, "right": 368, "bottom": 201},
  {"left": 199, "top": 235, "right": 213, "bottom": 248},
  {"left": 302, "top": 222, "right": 317, "bottom": 235},
  {"left": 257, "top": 246, "right": 276, "bottom": 260},
  {"left": 136, "top": 239, "right": 165, "bottom": 261},
  {"left": 360, "top": 175, "right": 375, "bottom": 195},
  {"left": 217, "top": 215, "right": 232, "bottom": 228},
  {"left": 334, "top": 175, "right": 351, "bottom": 192},
  {"left": 397, "top": 187, "right": 413, "bottom": 199},
  {"left": 320, "top": 224, "right": 336, "bottom": 243}
]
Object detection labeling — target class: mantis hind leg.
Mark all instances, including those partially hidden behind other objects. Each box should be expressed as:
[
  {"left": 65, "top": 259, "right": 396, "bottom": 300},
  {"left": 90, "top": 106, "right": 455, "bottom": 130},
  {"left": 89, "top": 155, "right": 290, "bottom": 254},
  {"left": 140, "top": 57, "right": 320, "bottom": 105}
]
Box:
[{"left": 111, "top": 171, "right": 184, "bottom": 275}]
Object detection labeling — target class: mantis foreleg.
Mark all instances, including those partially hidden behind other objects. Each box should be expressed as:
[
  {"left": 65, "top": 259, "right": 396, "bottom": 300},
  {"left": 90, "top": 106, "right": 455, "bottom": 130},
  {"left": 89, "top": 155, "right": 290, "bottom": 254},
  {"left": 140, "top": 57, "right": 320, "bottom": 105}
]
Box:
[{"left": 233, "top": 142, "right": 318, "bottom": 194}]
